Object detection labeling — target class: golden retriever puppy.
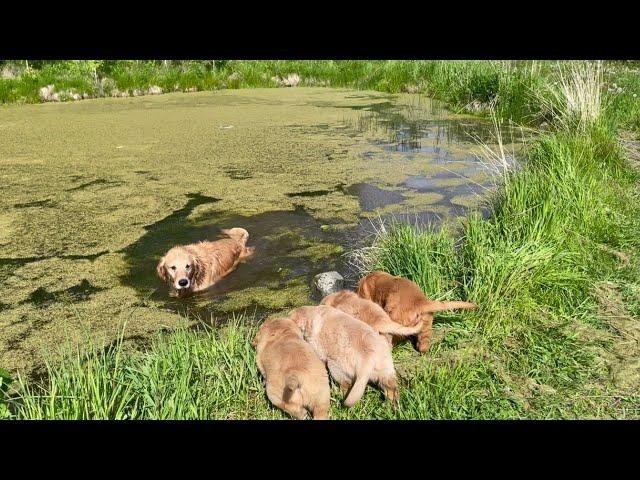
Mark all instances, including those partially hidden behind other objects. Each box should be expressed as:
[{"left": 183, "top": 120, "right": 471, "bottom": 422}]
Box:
[
  {"left": 357, "top": 271, "right": 477, "bottom": 354},
  {"left": 253, "top": 317, "right": 330, "bottom": 420},
  {"left": 289, "top": 305, "right": 398, "bottom": 408},
  {"left": 321, "top": 290, "right": 424, "bottom": 347},
  {"left": 156, "top": 227, "right": 255, "bottom": 297}
]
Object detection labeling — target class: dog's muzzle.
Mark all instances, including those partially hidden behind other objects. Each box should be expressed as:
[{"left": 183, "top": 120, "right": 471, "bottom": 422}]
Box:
[{"left": 177, "top": 278, "right": 190, "bottom": 288}]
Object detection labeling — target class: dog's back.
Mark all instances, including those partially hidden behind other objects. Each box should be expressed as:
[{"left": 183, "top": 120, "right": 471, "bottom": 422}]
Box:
[
  {"left": 254, "top": 317, "right": 330, "bottom": 420},
  {"left": 321, "top": 290, "right": 421, "bottom": 338},
  {"left": 290, "top": 305, "right": 397, "bottom": 408}
]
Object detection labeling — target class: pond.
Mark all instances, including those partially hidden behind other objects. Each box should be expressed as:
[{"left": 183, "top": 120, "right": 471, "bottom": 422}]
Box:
[{"left": 0, "top": 87, "right": 522, "bottom": 374}]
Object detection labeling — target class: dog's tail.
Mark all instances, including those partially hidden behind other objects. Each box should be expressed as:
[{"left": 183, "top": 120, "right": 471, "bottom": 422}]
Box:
[
  {"left": 422, "top": 300, "right": 477, "bottom": 313},
  {"left": 376, "top": 320, "right": 423, "bottom": 337},
  {"left": 344, "top": 356, "right": 375, "bottom": 407},
  {"left": 283, "top": 374, "right": 301, "bottom": 403},
  {"left": 221, "top": 227, "right": 249, "bottom": 244}
]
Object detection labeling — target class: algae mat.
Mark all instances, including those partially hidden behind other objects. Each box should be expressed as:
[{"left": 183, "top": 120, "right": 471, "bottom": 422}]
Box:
[{"left": 0, "top": 88, "right": 518, "bottom": 374}]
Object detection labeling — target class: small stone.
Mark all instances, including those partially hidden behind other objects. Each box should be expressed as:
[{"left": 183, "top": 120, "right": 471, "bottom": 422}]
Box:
[
  {"left": 132, "top": 89, "right": 144, "bottom": 97},
  {"left": 39, "top": 84, "right": 55, "bottom": 101},
  {"left": 147, "top": 85, "right": 163, "bottom": 95},
  {"left": 282, "top": 73, "right": 300, "bottom": 87},
  {"left": 311, "top": 271, "right": 344, "bottom": 299}
]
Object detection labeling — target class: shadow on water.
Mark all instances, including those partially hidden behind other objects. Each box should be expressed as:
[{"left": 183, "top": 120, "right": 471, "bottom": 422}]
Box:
[
  {"left": 13, "top": 199, "right": 57, "bottom": 208},
  {"left": 65, "top": 179, "right": 124, "bottom": 192},
  {"left": 22, "top": 279, "right": 105, "bottom": 308},
  {"left": 340, "top": 183, "right": 405, "bottom": 211},
  {"left": 0, "top": 251, "right": 109, "bottom": 284}
]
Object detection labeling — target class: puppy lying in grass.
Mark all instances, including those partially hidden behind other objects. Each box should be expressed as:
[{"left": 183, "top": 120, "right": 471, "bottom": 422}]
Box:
[
  {"left": 253, "top": 317, "right": 330, "bottom": 420},
  {"left": 358, "top": 271, "right": 477, "bottom": 353},
  {"left": 289, "top": 305, "right": 399, "bottom": 408},
  {"left": 156, "top": 227, "right": 254, "bottom": 297},
  {"left": 320, "top": 290, "right": 423, "bottom": 346}
]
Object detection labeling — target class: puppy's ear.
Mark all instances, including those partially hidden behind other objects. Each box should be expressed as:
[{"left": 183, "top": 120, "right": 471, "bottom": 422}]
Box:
[
  {"left": 156, "top": 257, "right": 169, "bottom": 282},
  {"left": 357, "top": 276, "right": 370, "bottom": 298}
]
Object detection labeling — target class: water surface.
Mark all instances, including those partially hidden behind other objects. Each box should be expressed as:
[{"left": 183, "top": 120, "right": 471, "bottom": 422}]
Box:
[{"left": 0, "top": 88, "right": 522, "bottom": 373}]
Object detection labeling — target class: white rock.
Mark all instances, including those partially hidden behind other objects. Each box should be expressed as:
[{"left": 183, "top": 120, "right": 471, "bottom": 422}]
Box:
[
  {"left": 312, "top": 271, "right": 344, "bottom": 298},
  {"left": 39, "top": 84, "right": 55, "bottom": 101},
  {"left": 282, "top": 73, "right": 300, "bottom": 87}
]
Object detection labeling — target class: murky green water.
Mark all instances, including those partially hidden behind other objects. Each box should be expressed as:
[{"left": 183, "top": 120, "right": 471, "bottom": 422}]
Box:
[{"left": 0, "top": 88, "right": 522, "bottom": 374}]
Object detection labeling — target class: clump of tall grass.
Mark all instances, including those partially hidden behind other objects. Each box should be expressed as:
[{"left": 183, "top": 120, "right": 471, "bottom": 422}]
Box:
[{"left": 537, "top": 61, "right": 603, "bottom": 132}]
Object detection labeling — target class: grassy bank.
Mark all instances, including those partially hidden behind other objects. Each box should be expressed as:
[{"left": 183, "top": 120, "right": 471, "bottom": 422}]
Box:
[
  {"left": 2, "top": 60, "right": 639, "bottom": 419},
  {"left": 2, "top": 60, "right": 636, "bottom": 123}
]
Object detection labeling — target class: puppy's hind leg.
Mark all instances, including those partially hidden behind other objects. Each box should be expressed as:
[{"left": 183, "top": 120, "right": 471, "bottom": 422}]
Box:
[
  {"left": 327, "top": 359, "right": 352, "bottom": 396},
  {"left": 312, "top": 400, "right": 330, "bottom": 420},
  {"left": 416, "top": 313, "right": 434, "bottom": 353},
  {"left": 343, "top": 357, "right": 375, "bottom": 408},
  {"left": 279, "top": 402, "right": 308, "bottom": 420},
  {"left": 380, "top": 374, "right": 399, "bottom": 409}
]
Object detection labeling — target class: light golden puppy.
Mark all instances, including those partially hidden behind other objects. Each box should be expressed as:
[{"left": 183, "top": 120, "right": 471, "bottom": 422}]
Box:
[
  {"left": 289, "top": 305, "right": 398, "bottom": 408},
  {"left": 253, "top": 317, "right": 330, "bottom": 420},
  {"left": 156, "top": 227, "right": 254, "bottom": 297},
  {"left": 358, "top": 271, "right": 477, "bottom": 353},
  {"left": 320, "top": 290, "right": 423, "bottom": 346}
]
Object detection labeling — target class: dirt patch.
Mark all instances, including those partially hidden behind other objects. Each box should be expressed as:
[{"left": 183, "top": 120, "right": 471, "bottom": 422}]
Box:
[{"left": 593, "top": 281, "right": 640, "bottom": 392}]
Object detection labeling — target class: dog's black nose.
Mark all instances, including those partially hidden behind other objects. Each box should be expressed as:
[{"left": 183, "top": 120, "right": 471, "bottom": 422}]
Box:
[{"left": 178, "top": 279, "right": 189, "bottom": 287}]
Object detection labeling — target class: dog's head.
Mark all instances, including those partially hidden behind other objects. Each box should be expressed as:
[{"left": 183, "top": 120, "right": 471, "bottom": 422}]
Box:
[
  {"left": 252, "top": 317, "right": 301, "bottom": 348},
  {"left": 357, "top": 271, "right": 387, "bottom": 299},
  {"left": 156, "top": 246, "right": 203, "bottom": 293}
]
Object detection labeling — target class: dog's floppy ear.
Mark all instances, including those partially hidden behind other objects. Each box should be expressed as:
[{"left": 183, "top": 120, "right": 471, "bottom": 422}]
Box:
[
  {"left": 357, "top": 276, "right": 371, "bottom": 299},
  {"left": 191, "top": 254, "right": 206, "bottom": 287},
  {"left": 156, "top": 257, "right": 169, "bottom": 282}
]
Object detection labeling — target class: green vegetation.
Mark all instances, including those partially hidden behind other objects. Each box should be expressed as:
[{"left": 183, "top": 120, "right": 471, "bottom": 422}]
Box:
[
  {"left": 0, "top": 60, "right": 633, "bottom": 123},
  {"left": 2, "top": 60, "right": 638, "bottom": 419}
]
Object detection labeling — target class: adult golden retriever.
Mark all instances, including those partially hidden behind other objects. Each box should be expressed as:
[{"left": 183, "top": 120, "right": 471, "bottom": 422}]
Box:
[
  {"left": 156, "top": 227, "right": 254, "bottom": 297},
  {"left": 357, "top": 271, "right": 477, "bottom": 353},
  {"left": 253, "top": 317, "right": 330, "bottom": 420}
]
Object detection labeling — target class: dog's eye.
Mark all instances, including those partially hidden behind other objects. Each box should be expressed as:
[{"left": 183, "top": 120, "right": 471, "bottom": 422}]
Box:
[
  {"left": 186, "top": 264, "right": 190, "bottom": 269},
  {"left": 170, "top": 266, "right": 176, "bottom": 271}
]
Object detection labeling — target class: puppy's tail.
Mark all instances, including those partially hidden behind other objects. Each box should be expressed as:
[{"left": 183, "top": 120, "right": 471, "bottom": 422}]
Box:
[
  {"left": 344, "top": 357, "right": 375, "bottom": 408},
  {"left": 283, "top": 374, "right": 301, "bottom": 403},
  {"left": 221, "top": 227, "right": 249, "bottom": 244},
  {"left": 422, "top": 300, "right": 477, "bottom": 313},
  {"left": 376, "top": 320, "right": 423, "bottom": 337}
]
